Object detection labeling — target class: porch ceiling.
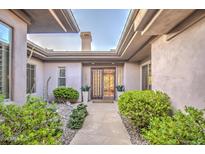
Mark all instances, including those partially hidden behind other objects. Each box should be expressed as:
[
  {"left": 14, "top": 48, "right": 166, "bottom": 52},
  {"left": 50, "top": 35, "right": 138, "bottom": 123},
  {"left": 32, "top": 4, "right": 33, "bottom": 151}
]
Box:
[{"left": 11, "top": 9, "right": 80, "bottom": 33}]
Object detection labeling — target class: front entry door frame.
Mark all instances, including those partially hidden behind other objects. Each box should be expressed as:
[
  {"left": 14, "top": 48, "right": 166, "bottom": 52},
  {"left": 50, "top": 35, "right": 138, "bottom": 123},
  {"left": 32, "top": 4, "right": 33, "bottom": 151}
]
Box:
[{"left": 91, "top": 67, "right": 116, "bottom": 100}]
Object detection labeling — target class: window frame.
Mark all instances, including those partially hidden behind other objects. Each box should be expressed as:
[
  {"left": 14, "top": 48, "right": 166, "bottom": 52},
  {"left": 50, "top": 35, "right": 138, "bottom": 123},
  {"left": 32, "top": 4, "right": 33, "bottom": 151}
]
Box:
[
  {"left": 58, "top": 66, "right": 66, "bottom": 87},
  {"left": 26, "top": 63, "right": 36, "bottom": 94},
  {"left": 140, "top": 60, "right": 152, "bottom": 90},
  {"left": 0, "top": 21, "right": 12, "bottom": 101}
]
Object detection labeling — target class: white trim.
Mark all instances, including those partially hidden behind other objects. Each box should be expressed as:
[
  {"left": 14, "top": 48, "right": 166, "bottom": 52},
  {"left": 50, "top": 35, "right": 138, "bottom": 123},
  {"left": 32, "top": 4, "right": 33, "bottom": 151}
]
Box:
[{"left": 140, "top": 60, "right": 151, "bottom": 90}]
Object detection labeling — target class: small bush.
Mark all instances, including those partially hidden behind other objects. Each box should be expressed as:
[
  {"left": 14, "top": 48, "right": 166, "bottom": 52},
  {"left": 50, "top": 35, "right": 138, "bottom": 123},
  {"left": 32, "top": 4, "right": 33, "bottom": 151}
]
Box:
[
  {"left": 0, "top": 101, "right": 62, "bottom": 145},
  {"left": 26, "top": 95, "right": 44, "bottom": 104},
  {"left": 142, "top": 107, "right": 205, "bottom": 144},
  {"left": 118, "top": 90, "right": 171, "bottom": 128},
  {"left": 67, "top": 88, "right": 79, "bottom": 103},
  {"left": 67, "top": 104, "right": 88, "bottom": 129},
  {"left": 53, "top": 87, "right": 79, "bottom": 103}
]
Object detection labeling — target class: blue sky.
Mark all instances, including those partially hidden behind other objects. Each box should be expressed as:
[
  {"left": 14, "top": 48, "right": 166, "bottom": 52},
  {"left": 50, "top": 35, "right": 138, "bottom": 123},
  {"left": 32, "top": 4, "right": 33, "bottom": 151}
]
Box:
[
  {"left": 27, "top": 9, "right": 130, "bottom": 51},
  {"left": 0, "top": 23, "right": 11, "bottom": 43}
]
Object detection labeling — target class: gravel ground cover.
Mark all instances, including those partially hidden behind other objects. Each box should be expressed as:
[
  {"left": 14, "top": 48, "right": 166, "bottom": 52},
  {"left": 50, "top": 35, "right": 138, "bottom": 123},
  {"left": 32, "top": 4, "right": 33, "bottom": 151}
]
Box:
[
  {"left": 120, "top": 115, "right": 148, "bottom": 145},
  {"left": 56, "top": 103, "right": 79, "bottom": 144}
]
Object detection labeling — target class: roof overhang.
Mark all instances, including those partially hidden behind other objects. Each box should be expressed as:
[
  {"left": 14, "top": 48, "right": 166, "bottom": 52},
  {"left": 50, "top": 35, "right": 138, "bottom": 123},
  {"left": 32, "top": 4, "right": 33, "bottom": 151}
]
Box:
[
  {"left": 11, "top": 9, "right": 80, "bottom": 33},
  {"left": 27, "top": 9, "right": 205, "bottom": 63},
  {"left": 27, "top": 40, "right": 123, "bottom": 62},
  {"left": 118, "top": 9, "right": 199, "bottom": 62}
]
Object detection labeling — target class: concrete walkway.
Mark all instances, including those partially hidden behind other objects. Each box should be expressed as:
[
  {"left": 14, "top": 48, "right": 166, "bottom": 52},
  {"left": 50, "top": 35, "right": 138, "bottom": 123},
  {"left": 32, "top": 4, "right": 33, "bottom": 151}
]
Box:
[{"left": 70, "top": 101, "right": 131, "bottom": 145}]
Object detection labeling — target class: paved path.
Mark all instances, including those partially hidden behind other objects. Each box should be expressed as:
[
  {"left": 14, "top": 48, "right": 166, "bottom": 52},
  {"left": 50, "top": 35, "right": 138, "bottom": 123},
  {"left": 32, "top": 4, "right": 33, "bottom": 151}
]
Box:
[{"left": 70, "top": 101, "right": 131, "bottom": 145}]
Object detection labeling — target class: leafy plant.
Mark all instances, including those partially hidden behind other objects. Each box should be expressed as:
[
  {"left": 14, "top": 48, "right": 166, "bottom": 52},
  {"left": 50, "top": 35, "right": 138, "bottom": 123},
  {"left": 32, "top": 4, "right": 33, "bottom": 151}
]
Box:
[
  {"left": 118, "top": 90, "right": 172, "bottom": 128},
  {"left": 142, "top": 107, "right": 205, "bottom": 145},
  {"left": 81, "top": 85, "right": 90, "bottom": 92},
  {"left": 53, "top": 87, "right": 79, "bottom": 103},
  {"left": 67, "top": 104, "right": 88, "bottom": 129},
  {"left": 0, "top": 94, "right": 4, "bottom": 103},
  {"left": 67, "top": 88, "right": 79, "bottom": 103},
  {"left": 116, "top": 85, "right": 125, "bottom": 92},
  {"left": 0, "top": 101, "right": 62, "bottom": 145},
  {"left": 26, "top": 95, "right": 44, "bottom": 104}
]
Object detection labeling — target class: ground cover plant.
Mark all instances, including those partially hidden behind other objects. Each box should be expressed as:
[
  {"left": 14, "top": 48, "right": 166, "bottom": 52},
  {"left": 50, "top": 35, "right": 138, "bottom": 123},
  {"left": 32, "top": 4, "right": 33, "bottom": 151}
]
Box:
[{"left": 67, "top": 103, "right": 88, "bottom": 129}]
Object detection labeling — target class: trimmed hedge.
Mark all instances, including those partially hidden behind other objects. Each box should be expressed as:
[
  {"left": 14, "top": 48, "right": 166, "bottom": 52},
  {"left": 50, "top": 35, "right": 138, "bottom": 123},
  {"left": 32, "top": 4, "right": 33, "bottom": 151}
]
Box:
[
  {"left": 142, "top": 107, "right": 205, "bottom": 144},
  {"left": 67, "top": 104, "right": 88, "bottom": 129},
  {"left": 0, "top": 100, "right": 62, "bottom": 145},
  {"left": 118, "top": 90, "right": 172, "bottom": 128},
  {"left": 53, "top": 87, "right": 79, "bottom": 103}
]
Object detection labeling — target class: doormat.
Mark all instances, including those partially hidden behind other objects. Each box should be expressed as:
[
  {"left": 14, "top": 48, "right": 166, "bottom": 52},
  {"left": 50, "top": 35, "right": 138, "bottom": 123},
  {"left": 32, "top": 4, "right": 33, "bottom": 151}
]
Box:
[{"left": 92, "top": 100, "right": 114, "bottom": 103}]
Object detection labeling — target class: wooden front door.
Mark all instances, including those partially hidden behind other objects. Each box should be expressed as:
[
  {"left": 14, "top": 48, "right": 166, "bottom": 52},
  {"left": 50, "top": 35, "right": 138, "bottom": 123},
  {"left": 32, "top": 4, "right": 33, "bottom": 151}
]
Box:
[{"left": 91, "top": 68, "right": 115, "bottom": 100}]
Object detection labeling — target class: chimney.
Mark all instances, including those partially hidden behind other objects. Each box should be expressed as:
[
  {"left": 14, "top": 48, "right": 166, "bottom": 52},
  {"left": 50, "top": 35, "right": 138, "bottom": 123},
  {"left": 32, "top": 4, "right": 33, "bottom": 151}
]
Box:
[{"left": 80, "top": 32, "right": 92, "bottom": 51}]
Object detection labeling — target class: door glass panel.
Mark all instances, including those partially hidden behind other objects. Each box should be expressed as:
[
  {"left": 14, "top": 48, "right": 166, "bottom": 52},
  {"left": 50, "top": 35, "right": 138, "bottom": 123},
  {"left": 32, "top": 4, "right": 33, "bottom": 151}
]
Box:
[
  {"left": 91, "top": 69, "right": 103, "bottom": 99},
  {"left": 103, "top": 69, "right": 115, "bottom": 98}
]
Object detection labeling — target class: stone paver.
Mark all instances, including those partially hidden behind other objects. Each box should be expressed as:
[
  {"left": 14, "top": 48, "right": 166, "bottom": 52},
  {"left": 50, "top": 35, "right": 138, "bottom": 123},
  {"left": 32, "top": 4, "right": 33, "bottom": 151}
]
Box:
[{"left": 70, "top": 101, "right": 131, "bottom": 145}]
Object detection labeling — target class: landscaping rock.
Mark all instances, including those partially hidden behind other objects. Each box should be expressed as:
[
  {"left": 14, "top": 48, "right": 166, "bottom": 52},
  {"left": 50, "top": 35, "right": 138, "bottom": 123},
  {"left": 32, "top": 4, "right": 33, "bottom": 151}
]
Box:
[
  {"left": 55, "top": 103, "right": 79, "bottom": 144},
  {"left": 120, "top": 115, "right": 148, "bottom": 145}
]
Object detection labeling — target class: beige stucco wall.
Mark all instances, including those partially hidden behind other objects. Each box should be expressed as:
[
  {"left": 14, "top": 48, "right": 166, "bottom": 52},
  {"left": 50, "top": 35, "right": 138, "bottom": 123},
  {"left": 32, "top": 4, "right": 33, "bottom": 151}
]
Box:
[
  {"left": 0, "top": 10, "right": 27, "bottom": 105},
  {"left": 124, "top": 62, "right": 140, "bottom": 91},
  {"left": 152, "top": 18, "right": 205, "bottom": 110},
  {"left": 44, "top": 62, "right": 82, "bottom": 101},
  {"left": 28, "top": 57, "right": 44, "bottom": 98},
  {"left": 82, "top": 65, "right": 91, "bottom": 87}
]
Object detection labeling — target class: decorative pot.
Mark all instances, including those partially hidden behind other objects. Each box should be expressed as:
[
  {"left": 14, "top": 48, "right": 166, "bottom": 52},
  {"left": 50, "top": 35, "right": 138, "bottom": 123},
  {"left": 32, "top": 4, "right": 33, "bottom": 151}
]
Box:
[
  {"left": 117, "top": 91, "right": 124, "bottom": 100},
  {"left": 69, "top": 99, "right": 78, "bottom": 104},
  {"left": 82, "top": 91, "right": 89, "bottom": 104}
]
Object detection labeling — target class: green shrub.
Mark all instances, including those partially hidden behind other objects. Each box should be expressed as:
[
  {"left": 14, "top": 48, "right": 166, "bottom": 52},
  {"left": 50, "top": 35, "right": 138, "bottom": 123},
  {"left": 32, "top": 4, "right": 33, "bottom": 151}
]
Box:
[
  {"left": 0, "top": 101, "right": 62, "bottom": 145},
  {"left": 26, "top": 95, "right": 44, "bottom": 104},
  {"left": 67, "top": 88, "right": 79, "bottom": 103},
  {"left": 53, "top": 87, "right": 79, "bottom": 103},
  {"left": 142, "top": 107, "right": 205, "bottom": 145},
  {"left": 67, "top": 104, "right": 88, "bottom": 129},
  {"left": 118, "top": 90, "right": 172, "bottom": 128}
]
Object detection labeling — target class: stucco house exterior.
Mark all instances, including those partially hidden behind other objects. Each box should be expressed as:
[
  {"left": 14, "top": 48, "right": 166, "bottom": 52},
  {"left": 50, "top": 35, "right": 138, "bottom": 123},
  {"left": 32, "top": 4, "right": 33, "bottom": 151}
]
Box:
[{"left": 0, "top": 9, "right": 205, "bottom": 110}]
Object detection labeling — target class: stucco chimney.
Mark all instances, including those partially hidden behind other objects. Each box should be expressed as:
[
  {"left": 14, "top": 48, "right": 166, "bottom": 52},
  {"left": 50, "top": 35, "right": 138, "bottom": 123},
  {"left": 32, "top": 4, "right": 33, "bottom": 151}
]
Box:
[{"left": 80, "top": 32, "right": 92, "bottom": 51}]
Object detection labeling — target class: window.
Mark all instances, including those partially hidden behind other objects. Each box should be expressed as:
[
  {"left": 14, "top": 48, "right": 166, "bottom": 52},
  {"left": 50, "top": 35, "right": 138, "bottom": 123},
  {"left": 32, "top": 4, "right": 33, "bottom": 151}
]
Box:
[
  {"left": 58, "top": 67, "right": 66, "bottom": 86},
  {"left": 0, "top": 22, "right": 12, "bottom": 99},
  {"left": 142, "top": 63, "right": 151, "bottom": 90},
  {"left": 27, "top": 64, "right": 36, "bottom": 93}
]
